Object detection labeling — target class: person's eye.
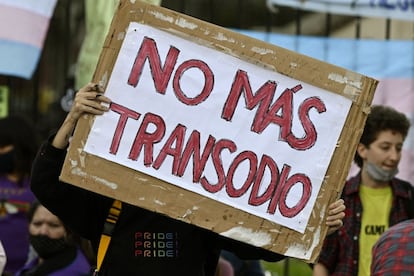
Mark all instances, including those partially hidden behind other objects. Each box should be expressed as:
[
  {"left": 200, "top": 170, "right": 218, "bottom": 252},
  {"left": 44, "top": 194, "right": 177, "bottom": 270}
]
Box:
[{"left": 380, "top": 146, "right": 390, "bottom": 151}]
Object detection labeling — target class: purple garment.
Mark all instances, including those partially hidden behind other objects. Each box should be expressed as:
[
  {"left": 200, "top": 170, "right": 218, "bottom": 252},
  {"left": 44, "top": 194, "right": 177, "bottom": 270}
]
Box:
[
  {"left": 15, "top": 248, "right": 91, "bottom": 276},
  {"left": 0, "top": 176, "right": 37, "bottom": 273}
]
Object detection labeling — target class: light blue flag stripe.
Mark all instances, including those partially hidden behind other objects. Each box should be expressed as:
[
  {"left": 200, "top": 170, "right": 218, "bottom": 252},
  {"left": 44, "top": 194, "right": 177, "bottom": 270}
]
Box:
[
  {"left": 0, "top": 39, "right": 40, "bottom": 79},
  {"left": 235, "top": 29, "right": 414, "bottom": 78}
]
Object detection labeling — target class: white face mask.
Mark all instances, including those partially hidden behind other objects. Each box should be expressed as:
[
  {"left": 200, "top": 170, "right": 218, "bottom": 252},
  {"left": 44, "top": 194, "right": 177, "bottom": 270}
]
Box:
[{"left": 365, "top": 162, "right": 398, "bottom": 182}]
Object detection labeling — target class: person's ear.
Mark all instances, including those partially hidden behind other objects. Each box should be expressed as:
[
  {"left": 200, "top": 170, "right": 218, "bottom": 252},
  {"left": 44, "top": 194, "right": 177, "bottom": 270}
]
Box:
[{"left": 356, "top": 143, "right": 368, "bottom": 160}]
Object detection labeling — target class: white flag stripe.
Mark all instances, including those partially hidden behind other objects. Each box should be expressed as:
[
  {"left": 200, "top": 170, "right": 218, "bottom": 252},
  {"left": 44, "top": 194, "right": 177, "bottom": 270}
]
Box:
[{"left": 0, "top": 0, "right": 56, "bottom": 17}]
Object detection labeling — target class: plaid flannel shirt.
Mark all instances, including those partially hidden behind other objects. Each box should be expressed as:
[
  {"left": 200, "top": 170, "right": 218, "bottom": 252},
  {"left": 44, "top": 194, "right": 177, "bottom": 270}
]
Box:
[{"left": 371, "top": 219, "right": 414, "bottom": 275}]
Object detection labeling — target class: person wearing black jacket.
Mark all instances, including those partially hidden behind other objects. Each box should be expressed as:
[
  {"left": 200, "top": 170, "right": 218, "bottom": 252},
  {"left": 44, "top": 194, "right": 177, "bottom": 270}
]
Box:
[{"left": 30, "top": 83, "right": 345, "bottom": 276}]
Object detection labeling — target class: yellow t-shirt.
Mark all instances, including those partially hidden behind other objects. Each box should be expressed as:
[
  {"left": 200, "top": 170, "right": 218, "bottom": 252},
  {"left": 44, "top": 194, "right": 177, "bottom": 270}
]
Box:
[{"left": 358, "top": 185, "right": 392, "bottom": 276}]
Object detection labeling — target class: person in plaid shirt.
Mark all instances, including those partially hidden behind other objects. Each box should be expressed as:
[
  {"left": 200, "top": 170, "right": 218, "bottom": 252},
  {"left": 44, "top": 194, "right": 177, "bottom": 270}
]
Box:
[
  {"left": 313, "top": 105, "right": 414, "bottom": 276},
  {"left": 371, "top": 219, "right": 414, "bottom": 275}
]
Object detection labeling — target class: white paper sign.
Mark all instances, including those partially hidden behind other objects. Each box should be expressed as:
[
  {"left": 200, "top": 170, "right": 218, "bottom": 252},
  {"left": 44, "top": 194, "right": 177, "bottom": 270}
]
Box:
[{"left": 84, "top": 22, "right": 352, "bottom": 233}]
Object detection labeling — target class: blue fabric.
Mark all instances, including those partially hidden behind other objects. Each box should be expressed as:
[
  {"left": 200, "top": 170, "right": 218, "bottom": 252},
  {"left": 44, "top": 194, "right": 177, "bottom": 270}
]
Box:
[
  {"left": 234, "top": 29, "right": 414, "bottom": 78},
  {"left": 0, "top": 39, "right": 40, "bottom": 79}
]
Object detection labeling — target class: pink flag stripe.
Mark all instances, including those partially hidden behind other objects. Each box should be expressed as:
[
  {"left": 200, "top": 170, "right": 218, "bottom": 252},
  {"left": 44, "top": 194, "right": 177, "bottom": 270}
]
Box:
[
  {"left": 372, "top": 78, "right": 414, "bottom": 113},
  {"left": 0, "top": 4, "right": 50, "bottom": 48},
  {"left": 0, "top": 0, "right": 56, "bottom": 17},
  {"left": 399, "top": 149, "right": 414, "bottom": 182}
]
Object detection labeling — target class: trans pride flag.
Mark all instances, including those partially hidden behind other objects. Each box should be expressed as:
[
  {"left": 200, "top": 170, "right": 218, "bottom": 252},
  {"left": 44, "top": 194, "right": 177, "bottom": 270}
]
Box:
[
  {"left": 0, "top": 0, "right": 57, "bottom": 79},
  {"left": 238, "top": 30, "right": 414, "bottom": 181}
]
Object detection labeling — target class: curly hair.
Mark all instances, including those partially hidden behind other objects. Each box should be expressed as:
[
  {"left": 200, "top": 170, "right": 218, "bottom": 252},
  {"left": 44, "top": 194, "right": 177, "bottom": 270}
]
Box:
[{"left": 354, "top": 105, "right": 411, "bottom": 167}]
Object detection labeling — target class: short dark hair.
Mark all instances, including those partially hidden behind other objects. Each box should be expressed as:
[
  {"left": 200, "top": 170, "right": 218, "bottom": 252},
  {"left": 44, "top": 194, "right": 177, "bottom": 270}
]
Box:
[
  {"left": 354, "top": 105, "right": 411, "bottom": 167},
  {"left": 0, "top": 115, "right": 39, "bottom": 183}
]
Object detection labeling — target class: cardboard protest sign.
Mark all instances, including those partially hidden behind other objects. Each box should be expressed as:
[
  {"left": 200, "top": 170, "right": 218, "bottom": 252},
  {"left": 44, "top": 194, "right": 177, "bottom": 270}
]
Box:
[{"left": 60, "top": 0, "right": 377, "bottom": 262}]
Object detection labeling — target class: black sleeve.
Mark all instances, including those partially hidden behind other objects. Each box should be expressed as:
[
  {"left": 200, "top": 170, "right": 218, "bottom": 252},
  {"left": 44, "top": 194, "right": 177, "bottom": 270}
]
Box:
[
  {"left": 404, "top": 182, "right": 414, "bottom": 219},
  {"left": 30, "top": 139, "right": 113, "bottom": 242}
]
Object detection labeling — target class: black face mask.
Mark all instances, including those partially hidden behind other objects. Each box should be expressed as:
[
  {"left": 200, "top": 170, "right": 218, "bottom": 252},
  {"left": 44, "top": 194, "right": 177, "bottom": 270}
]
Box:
[
  {"left": 0, "top": 149, "right": 14, "bottom": 174},
  {"left": 29, "top": 235, "right": 68, "bottom": 259}
]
